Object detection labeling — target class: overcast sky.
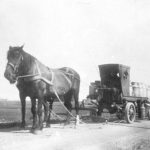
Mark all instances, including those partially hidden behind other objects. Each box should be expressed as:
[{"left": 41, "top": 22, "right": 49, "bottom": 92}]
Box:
[{"left": 1, "top": 0, "right": 150, "bottom": 100}]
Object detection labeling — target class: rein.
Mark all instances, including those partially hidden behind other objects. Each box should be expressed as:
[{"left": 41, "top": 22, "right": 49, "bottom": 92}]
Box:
[{"left": 17, "top": 73, "right": 41, "bottom": 79}]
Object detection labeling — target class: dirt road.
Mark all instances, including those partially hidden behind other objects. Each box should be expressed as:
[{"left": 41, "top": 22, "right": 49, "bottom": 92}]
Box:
[{"left": 0, "top": 120, "right": 150, "bottom": 150}]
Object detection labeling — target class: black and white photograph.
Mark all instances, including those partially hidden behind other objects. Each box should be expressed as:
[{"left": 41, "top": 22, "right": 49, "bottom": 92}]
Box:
[{"left": 0, "top": 0, "right": 150, "bottom": 149}]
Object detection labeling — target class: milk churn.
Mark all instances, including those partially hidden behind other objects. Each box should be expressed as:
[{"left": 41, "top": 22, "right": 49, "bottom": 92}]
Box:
[
  {"left": 147, "top": 85, "right": 150, "bottom": 99},
  {"left": 146, "top": 85, "right": 148, "bottom": 97},
  {"left": 143, "top": 84, "right": 147, "bottom": 97},
  {"left": 129, "top": 83, "right": 133, "bottom": 96},
  {"left": 141, "top": 103, "right": 146, "bottom": 119},
  {"left": 131, "top": 82, "right": 140, "bottom": 97},
  {"left": 89, "top": 82, "right": 96, "bottom": 95},
  {"left": 139, "top": 83, "right": 144, "bottom": 97}
]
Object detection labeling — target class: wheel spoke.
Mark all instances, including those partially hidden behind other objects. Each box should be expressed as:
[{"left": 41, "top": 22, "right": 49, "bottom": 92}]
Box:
[{"left": 125, "top": 102, "right": 136, "bottom": 123}]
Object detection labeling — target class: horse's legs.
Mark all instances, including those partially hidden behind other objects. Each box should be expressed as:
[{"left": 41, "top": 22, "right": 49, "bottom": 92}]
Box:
[
  {"left": 46, "top": 99, "right": 53, "bottom": 127},
  {"left": 42, "top": 100, "right": 49, "bottom": 127},
  {"left": 31, "top": 98, "right": 38, "bottom": 129},
  {"left": 64, "top": 91, "right": 72, "bottom": 124},
  {"left": 73, "top": 89, "right": 80, "bottom": 126},
  {"left": 37, "top": 98, "right": 43, "bottom": 130},
  {"left": 19, "top": 92, "right": 26, "bottom": 128}
]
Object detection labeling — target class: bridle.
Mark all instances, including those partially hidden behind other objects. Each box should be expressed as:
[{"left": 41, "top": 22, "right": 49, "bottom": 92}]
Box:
[{"left": 7, "top": 54, "right": 23, "bottom": 75}]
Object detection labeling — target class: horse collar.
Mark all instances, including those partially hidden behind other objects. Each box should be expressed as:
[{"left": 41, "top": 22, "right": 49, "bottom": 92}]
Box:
[{"left": 17, "top": 60, "right": 54, "bottom": 86}]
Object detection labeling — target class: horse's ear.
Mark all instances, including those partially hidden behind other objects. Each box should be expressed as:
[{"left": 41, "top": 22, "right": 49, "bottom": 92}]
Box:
[
  {"left": 20, "top": 44, "right": 24, "bottom": 50},
  {"left": 9, "top": 46, "right": 12, "bottom": 50}
]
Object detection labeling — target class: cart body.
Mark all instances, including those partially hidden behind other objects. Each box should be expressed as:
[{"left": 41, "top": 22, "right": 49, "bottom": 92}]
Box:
[{"left": 88, "top": 64, "right": 150, "bottom": 123}]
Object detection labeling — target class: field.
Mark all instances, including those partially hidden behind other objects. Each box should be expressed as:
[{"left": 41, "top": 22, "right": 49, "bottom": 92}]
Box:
[
  {"left": 0, "top": 100, "right": 150, "bottom": 150},
  {"left": 0, "top": 100, "right": 93, "bottom": 124}
]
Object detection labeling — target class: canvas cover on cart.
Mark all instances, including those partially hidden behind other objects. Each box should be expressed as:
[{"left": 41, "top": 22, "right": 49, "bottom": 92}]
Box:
[{"left": 98, "top": 64, "right": 130, "bottom": 97}]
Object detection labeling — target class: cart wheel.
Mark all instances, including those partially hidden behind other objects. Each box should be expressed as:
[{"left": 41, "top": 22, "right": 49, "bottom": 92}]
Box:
[
  {"left": 147, "top": 109, "right": 150, "bottom": 120},
  {"left": 125, "top": 102, "right": 136, "bottom": 123}
]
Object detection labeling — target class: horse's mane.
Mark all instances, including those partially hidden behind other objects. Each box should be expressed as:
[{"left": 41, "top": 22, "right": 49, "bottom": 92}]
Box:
[
  {"left": 22, "top": 50, "right": 36, "bottom": 63},
  {"left": 21, "top": 50, "right": 39, "bottom": 74}
]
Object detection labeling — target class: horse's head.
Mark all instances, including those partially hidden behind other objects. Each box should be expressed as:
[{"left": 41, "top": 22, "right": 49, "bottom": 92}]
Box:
[{"left": 4, "top": 45, "right": 24, "bottom": 84}]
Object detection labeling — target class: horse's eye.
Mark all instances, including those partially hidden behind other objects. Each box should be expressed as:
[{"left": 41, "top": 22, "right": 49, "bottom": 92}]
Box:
[{"left": 15, "top": 51, "right": 20, "bottom": 57}]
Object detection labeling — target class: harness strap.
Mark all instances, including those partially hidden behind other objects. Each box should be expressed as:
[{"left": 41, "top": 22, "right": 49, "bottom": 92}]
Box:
[
  {"left": 61, "top": 72, "right": 72, "bottom": 89},
  {"left": 40, "top": 77, "right": 53, "bottom": 85},
  {"left": 17, "top": 61, "right": 54, "bottom": 85},
  {"left": 53, "top": 87, "right": 76, "bottom": 119},
  {"left": 50, "top": 69, "right": 54, "bottom": 84},
  {"left": 35, "top": 60, "right": 54, "bottom": 85},
  {"left": 60, "top": 70, "right": 80, "bottom": 81},
  {"left": 8, "top": 54, "right": 23, "bottom": 72},
  {"left": 51, "top": 110, "right": 64, "bottom": 120},
  {"left": 17, "top": 73, "right": 40, "bottom": 79},
  {"left": 35, "top": 60, "right": 41, "bottom": 76},
  {"left": 8, "top": 62, "right": 15, "bottom": 69}
]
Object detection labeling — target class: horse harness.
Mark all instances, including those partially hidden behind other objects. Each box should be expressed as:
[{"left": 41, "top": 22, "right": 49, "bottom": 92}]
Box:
[
  {"left": 16, "top": 60, "right": 78, "bottom": 90},
  {"left": 16, "top": 60, "right": 78, "bottom": 120}
]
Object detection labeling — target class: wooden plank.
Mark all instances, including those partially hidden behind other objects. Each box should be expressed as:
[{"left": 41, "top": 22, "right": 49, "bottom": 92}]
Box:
[{"left": 122, "top": 96, "right": 148, "bottom": 102}]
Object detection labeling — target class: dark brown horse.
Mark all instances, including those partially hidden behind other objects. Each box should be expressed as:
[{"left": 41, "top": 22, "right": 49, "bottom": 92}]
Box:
[{"left": 4, "top": 45, "right": 80, "bottom": 133}]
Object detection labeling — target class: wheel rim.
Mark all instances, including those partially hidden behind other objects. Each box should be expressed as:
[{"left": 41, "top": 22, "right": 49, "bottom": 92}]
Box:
[
  {"left": 128, "top": 105, "right": 135, "bottom": 121},
  {"left": 148, "top": 109, "right": 150, "bottom": 119},
  {"left": 125, "top": 103, "right": 136, "bottom": 123}
]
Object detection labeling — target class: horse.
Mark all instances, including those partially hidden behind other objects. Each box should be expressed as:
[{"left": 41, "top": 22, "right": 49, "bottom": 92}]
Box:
[{"left": 4, "top": 45, "right": 80, "bottom": 133}]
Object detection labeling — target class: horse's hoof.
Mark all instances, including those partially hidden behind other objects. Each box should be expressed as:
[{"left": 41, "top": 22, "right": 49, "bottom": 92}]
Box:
[
  {"left": 39, "top": 125, "right": 43, "bottom": 130},
  {"left": 74, "top": 125, "right": 77, "bottom": 129},
  {"left": 76, "top": 115, "right": 80, "bottom": 126},
  {"left": 64, "top": 121, "right": 70, "bottom": 126},
  {"left": 32, "top": 130, "right": 42, "bottom": 135},
  {"left": 75, "top": 121, "right": 80, "bottom": 127},
  {"left": 46, "top": 124, "right": 51, "bottom": 128},
  {"left": 20, "top": 123, "right": 26, "bottom": 129},
  {"left": 30, "top": 127, "right": 35, "bottom": 133},
  {"left": 74, "top": 122, "right": 81, "bottom": 129},
  {"left": 30, "top": 128, "right": 42, "bottom": 135},
  {"left": 20, "top": 126, "right": 25, "bottom": 129}
]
